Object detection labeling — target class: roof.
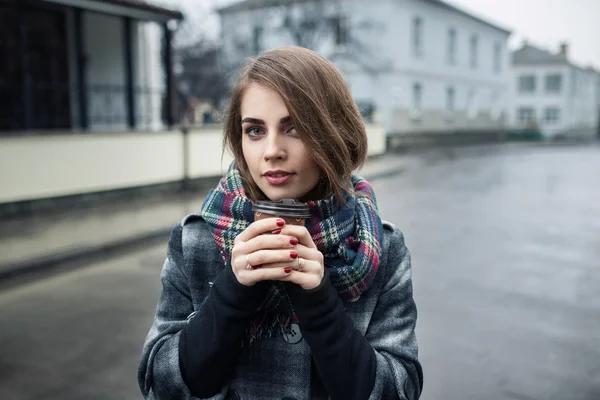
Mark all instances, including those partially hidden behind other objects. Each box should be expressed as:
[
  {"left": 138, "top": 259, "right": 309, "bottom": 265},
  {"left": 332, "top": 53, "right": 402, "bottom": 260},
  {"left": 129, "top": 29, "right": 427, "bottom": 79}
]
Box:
[
  {"left": 41, "top": 0, "right": 184, "bottom": 21},
  {"left": 422, "top": 0, "right": 511, "bottom": 34},
  {"left": 511, "top": 44, "right": 600, "bottom": 74},
  {"left": 217, "top": 0, "right": 306, "bottom": 13},
  {"left": 99, "top": 0, "right": 184, "bottom": 20},
  {"left": 512, "top": 44, "right": 568, "bottom": 66},
  {"left": 217, "top": 0, "right": 512, "bottom": 34}
]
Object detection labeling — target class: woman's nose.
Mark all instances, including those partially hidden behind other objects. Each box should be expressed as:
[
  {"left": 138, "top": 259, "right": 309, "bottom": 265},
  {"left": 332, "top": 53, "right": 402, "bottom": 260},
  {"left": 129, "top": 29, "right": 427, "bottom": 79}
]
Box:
[{"left": 263, "top": 132, "right": 286, "bottom": 160}]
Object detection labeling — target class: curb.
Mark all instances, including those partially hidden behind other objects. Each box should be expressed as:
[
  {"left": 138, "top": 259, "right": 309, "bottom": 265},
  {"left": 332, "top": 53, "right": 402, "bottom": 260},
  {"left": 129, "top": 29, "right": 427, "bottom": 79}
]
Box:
[
  {"left": 0, "top": 228, "right": 172, "bottom": 288},
  {"left": 0, "top": 168, "right": 406, "bottom": 287}
]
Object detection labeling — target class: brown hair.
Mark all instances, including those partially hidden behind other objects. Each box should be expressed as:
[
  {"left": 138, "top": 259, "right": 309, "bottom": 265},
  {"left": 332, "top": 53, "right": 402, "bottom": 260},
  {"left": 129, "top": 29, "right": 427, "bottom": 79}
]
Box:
[{"left": 222, "top": 46, "right": 368, "bottom": 203}]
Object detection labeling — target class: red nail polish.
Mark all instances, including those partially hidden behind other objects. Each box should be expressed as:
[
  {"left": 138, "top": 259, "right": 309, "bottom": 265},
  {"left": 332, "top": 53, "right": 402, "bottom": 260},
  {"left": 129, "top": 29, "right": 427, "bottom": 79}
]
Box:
[
  {"left": 284, "top": 267, "right": 292, "bottom": 273},
  {"left": 272, "top": 229, "right": 282, "bottom": 235},
  {"left": 276, "top": 219, "right": 285, "bottom": 227},
  {"left": 290, "top": 251, "right": 298, "bottom": 259},
  {"left": 290, "top": 237, "right": 298, "bottom": 245}
]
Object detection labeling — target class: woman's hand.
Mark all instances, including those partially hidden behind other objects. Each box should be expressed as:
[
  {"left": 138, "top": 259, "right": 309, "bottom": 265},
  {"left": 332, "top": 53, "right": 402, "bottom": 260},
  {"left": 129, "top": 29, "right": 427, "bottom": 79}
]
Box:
[
  {"left": 231, "top": 218, "right": 301, "bottom": 286},
  {"left": 274, "top": 224, "right": 325, "bottom": 290},
  {"left": 230, "top": 218, "right": 325, "bottom": 290}
]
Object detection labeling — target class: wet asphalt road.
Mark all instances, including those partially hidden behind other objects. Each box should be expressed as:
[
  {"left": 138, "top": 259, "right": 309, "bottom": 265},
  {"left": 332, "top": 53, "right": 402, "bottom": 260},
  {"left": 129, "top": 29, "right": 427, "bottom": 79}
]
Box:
[{"left": 0, "top": 143, "right": 599, "bottom": 400}]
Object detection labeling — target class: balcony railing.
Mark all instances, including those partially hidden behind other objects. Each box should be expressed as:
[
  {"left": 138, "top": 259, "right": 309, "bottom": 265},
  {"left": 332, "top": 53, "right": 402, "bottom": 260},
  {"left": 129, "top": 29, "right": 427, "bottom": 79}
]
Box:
[{"left": 0, "top": 80, "right": 167, "bottom": 133}]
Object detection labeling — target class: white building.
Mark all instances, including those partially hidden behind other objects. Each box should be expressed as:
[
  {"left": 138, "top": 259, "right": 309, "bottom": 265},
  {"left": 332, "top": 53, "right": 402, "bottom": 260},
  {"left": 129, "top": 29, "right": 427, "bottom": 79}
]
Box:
[
  {"left": 0, "top": 0, "right": 183, "bottom": 133},
  {"left": 510, "top": 42, "right": 600, "bottom": 140},
  {"left": 0, "top": 0, "right": 196, "bottom": 209},
  {"left": 217, "top": 0, "right": 512, "bottom": 136}
]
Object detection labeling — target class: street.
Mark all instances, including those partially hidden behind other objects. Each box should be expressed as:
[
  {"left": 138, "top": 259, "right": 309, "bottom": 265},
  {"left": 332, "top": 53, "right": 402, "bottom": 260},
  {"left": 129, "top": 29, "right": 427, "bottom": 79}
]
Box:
[{"left": 1, "top": 144, "right": 599, "bottom": 400}]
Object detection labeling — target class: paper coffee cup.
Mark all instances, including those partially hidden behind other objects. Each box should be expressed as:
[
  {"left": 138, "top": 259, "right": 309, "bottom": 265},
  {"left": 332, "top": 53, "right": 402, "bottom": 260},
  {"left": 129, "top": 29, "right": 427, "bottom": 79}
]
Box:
[{"left": 252, "top": 198, "right": 310, "bottom": 226}]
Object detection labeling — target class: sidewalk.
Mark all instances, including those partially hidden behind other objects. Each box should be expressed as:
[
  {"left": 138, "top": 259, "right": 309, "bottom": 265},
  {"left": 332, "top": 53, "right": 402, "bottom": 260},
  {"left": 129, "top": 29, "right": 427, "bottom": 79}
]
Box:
[{"left": 0, "top": 153, "right": 416, "bottom": 283}]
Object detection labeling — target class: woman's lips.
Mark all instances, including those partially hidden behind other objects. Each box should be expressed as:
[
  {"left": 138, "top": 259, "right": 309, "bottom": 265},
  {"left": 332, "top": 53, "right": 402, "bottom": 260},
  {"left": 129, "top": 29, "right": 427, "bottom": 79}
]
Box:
[{"left": 264, "top": 173, "right": 294, "bottom": 185}]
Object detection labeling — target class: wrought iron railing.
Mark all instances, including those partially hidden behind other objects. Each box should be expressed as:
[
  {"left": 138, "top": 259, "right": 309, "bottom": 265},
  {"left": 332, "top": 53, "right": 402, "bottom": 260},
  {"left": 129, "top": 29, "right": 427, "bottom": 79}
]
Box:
[{"left": 0, "top": 80, "right": 167, "bottom": 132}]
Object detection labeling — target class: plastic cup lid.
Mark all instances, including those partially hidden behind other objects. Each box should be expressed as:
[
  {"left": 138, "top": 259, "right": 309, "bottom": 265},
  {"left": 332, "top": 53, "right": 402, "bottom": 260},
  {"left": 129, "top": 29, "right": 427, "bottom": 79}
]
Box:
[{"left": 252, "top": 198, "right": 310, "bottom": 218}]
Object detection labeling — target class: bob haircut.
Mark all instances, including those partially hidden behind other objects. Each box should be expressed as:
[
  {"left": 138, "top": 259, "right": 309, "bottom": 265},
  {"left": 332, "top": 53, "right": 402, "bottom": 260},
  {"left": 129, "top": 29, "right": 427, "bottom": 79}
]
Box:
[{"left": 222, "top": 46, "right": 368, "bottom": 204}]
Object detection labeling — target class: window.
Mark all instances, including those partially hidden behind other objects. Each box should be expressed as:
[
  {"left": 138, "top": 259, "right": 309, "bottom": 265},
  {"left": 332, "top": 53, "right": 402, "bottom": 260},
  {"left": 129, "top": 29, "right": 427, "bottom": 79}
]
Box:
[
  {"left": 466, "top": 89, "right": 478, "bottom": 118},
  {"left": 447, "top": 28, "right": 456, "bottom": 65},
  {"left": 412, "top": 83, "right": 422, "bottom": 111},
  {"left": 0, "top": 4, "right": 71, "bottom": 131},
  {"left": 252, "top": 26, "right": 263, "bottom": 54},
  {"left": 517, "top": 107, "right": 536, "bottom": 124},
  {"left": 469, "top": 34, "right": 478, "bottom": 68},
  {"left": 331, "top": 16, "right": 349, "bottom": 46},
  {"left": 518, "top": 75, "right": 536, "bottom": 93},
  {"left": 446, "top": 86, "right": 455, "bottom": 111},
  {"left": 544, "top": 107, "right": 561, "bottom": 124},
  {"left": 412, "top": 17, "right": 423, "bottom": 57},
  {"left": 545, "top": 74, "right": 562, "bottom": 93},
  {"left": 494, "top": 42, "right": 502, "bottom": 73},
  {"left": 490, "top": 91, "right": 501, "bottom": 119}
]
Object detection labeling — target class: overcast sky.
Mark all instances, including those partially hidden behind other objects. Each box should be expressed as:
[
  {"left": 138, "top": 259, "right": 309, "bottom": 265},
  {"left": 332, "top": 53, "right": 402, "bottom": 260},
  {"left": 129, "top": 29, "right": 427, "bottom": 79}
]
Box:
[
  {"left": 446, "top": 0, "right": 600, "bottom": 69},
  {"left": 165, "top": 0, "right": 600, "bottom": 69}
]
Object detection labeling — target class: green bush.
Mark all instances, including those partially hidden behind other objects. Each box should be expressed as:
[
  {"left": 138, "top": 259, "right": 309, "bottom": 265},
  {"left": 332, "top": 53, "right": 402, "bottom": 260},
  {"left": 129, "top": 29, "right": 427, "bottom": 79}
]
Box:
[{"left": 507, "top": 129, "right": 543, "bottom": 141}]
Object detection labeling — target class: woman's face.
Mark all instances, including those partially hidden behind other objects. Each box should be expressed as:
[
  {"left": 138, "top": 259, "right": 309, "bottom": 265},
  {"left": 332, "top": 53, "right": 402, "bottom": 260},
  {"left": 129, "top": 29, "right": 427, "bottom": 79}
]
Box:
[{"left": 241, "top": 83, "right": 321, "bottom": 201}]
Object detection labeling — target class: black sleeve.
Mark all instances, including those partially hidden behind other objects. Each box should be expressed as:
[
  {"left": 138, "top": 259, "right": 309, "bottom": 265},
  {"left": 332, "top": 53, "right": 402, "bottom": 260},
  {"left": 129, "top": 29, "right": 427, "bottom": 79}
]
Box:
[
  {"left": 178, "top": 262, "right": 267, "bottom": 398},
  {"left": 286, "top": 272, "right": 377, "bottom": 400}
]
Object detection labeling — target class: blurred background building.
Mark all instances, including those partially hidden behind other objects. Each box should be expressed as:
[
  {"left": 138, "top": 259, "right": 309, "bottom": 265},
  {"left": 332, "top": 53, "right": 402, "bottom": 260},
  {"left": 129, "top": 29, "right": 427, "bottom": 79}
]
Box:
[
  {"left": 0, "top": 0, "right": 194, "bottom": 215},
  {"left": 217, "top": 0, "right": 512, "bottom": 140},
  {"left": 510, "top": 41, "right": 600, "bottom": 140}
]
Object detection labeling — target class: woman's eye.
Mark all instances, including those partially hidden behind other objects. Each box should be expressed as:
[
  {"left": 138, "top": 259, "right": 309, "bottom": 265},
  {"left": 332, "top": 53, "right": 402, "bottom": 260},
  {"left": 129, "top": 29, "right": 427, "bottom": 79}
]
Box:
[
  {"left": 286, "top": 126, "right": 297, "bottom": 135},
  {"left": 245, "top": 127, "right": 263, "bottom": 137}
]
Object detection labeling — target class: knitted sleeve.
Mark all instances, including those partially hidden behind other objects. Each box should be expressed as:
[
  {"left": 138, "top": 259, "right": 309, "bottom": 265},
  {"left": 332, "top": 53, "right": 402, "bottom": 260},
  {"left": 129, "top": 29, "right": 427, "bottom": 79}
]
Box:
[
  {"left": 286, "top": 271, "right": 378, "bottom": 400},
  {"left": 137, "top": 223, "right": 266, "bottom": 399},
  {"left": 287, "top": 227, "right": 423, "bottom": 400}
]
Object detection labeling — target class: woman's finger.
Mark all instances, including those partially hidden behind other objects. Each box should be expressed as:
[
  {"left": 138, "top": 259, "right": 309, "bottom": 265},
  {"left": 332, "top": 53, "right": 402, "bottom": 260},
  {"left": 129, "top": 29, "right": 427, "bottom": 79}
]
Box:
[
  {"left": 279, "top": 225, "right": 317, "bottom": 249},
  {"left": 274, "top": 269, "right": 323, "bottom": 290},
  {"left": 238, "top": 266, "right": 294, "bottom": 286},
  {"left": 243, "top": 233, "right": 297, "bottom": 254},
  {"left": 258, "top": 243, "right": 323, "bottom": 272},
  {"left": 234, "top": 217, "right": 286, "bottom": 243},
  {"left": 259, "top": 258, "right": 308, "bottom": 272},
  {"left": 246, "top": 248, "right": 301, "bottom": 269},
  {"left": 288, "top": 244, "right": 322, "bottom": 262}
]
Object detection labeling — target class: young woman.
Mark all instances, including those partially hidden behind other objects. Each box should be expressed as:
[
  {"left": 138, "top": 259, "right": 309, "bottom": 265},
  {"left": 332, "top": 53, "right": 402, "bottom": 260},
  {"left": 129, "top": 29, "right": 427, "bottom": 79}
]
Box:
[{"left": 138, "top": 46, "right": 423, "bottom": 400}]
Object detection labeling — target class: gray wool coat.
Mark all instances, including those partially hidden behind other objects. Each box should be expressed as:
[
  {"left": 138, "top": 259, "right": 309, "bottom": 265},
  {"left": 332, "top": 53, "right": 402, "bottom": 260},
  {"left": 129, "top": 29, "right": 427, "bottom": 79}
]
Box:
[{"left": 138, "top": 214, "right": 423, "bottom": 400}]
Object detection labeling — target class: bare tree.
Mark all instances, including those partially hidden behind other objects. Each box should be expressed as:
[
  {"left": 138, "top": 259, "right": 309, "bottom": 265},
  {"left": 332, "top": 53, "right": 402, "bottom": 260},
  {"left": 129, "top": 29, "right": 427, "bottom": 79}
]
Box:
[
  {"left": 266, "top": 0, "right": 392, "bottom": 75},
  {"left": 275, "top": 0, "right": 336, "bottom": 50},
  {"left": 176, "top": 39, "right": 227, "bottom": 110},
  {"left": 168, "top": 0, "right": 230, "bottom": 122}
]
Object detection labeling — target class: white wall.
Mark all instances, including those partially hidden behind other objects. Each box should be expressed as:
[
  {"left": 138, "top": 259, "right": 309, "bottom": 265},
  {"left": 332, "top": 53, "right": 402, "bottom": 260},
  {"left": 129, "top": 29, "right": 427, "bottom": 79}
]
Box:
[
  {"left": 188, "top": 128, "right": 234, "bottom": 178},
  {"left": 382, "top": 0, "right": 510, "bottom": 133},
  {"left": 0, "top": 125, "right": 386, "bottom": 204},
  {"left": 391, "top": 0, "right": 510, "bottom": 82},
  {"left": 0, "top": 131, "right": 181, "bottom": 203},
  {"left": 365, "top": 123, "right": 386, "bottom": 155}
]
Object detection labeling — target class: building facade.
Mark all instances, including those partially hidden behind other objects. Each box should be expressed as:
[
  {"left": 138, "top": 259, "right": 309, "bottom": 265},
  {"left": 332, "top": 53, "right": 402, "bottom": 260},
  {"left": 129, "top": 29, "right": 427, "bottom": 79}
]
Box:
[
  {"left": 0, "top": 0, "right": 183, "bottom": 133},
  {"left": 217, "top": 0, "right": 512, "bottom": 136},
  {"left": 510, "top": 42, "right": 600, "bottom": 140}
]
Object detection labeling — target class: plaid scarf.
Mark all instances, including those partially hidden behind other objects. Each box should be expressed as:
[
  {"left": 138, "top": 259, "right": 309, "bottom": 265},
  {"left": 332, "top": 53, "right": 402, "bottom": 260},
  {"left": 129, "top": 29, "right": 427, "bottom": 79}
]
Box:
[{"left": 200, "top": 162, "right": 383, "bottom": 342}]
